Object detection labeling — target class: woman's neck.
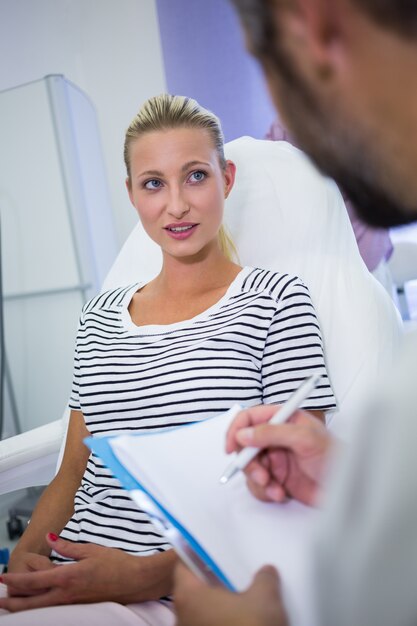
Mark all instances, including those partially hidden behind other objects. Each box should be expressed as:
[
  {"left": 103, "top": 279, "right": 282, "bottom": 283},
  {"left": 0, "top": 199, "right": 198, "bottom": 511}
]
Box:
[{"left": 151, "top": 252, "right": 241, "bottom": 300}]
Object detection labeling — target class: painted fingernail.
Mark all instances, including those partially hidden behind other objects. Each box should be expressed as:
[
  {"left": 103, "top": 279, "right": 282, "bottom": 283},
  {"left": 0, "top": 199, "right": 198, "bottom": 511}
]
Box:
[
  {"left": 48, "top": 532, "right": 58, "bottom": 542},
  {"left": 236, "top": 427, "right": 254, "bottom": 444}
]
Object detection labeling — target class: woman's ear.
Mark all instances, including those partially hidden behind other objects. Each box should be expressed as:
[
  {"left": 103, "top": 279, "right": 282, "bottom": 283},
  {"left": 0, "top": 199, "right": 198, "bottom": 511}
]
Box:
[
  {"left": 126, "top": 177, "right": 134, "bottom": 206},
  {"left": 224, "top": 160, "right": 236, "bottom": 198}
]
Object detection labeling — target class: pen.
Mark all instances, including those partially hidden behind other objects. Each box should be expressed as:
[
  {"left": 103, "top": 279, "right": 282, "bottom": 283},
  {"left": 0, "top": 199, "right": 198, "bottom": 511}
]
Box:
[{"left": 219, "top": 373, "right": 322, "bottom": 484}]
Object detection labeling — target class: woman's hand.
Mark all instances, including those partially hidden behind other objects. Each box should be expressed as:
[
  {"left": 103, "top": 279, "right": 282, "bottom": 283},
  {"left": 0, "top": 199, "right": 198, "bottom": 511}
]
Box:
[
  {"left": 226, "top": 405, "right": 335, "bottom": 506},
  {"left": 174, "top": 563, "right": 289, "bottom": 626},
  {"left": 7, "top": 551, "right": 57, "bottom": 576},
  {"left": 0, "top": 534, "right": 176, "bottom": 611}
]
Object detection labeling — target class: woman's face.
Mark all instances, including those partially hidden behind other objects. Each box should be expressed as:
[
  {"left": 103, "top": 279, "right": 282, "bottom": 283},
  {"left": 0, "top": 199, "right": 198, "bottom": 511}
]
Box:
[{"left": 127, "top": 127, "right": 235, "bottom": 260}]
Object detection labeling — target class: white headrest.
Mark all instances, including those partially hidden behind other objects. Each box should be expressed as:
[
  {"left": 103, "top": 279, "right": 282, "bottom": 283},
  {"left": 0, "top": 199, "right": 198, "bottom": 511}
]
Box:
[{"left": 103, "top": 137, "right": 402, "bottom": 439}]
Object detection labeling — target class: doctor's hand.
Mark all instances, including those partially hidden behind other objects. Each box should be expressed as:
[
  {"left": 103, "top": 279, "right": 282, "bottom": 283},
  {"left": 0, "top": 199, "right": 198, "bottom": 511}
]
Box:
[
  {"left": 226, "top": 405, "right": 335, "bottom": 506},
  {"left": 0, "top": 534, "right": 176, "bottom": 611},
  {"left": 174, "top": 562, "right": 289, "bottom": 626}
]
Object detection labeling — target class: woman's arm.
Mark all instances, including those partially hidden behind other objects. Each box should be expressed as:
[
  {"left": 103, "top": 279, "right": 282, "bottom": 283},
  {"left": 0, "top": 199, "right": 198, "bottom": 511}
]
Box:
[
  {"left": 8, "top": 410, "right": 90, "bottom": 573},
  {"left": 261, "top": 277, "right": 337, "bottom": 417},
  {"left": 4, "top": 409, "right": 178, "bottom": 607}
]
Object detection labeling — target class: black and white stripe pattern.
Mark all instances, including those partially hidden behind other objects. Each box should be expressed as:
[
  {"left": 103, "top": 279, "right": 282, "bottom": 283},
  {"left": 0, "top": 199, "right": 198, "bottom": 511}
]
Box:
[{"left": 56, "top": 267, "right": 336, "bottom": 561}]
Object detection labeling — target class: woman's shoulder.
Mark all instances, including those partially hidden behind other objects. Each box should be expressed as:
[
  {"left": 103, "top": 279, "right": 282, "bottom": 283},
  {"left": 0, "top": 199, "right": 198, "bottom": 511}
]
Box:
[
  {"left": 81, "top": 283, "right": 140, "bottom": 318},
  {"left": 241, "top": 267, "right": 310, "bottom": 303}
]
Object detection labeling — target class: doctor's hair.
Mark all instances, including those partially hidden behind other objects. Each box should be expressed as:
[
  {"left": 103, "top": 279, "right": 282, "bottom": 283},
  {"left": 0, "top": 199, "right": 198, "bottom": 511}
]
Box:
[
  {"left": 124, "top": 93, "right": 238, "bottom": 262},
  {"left": 230, "top": 0, "right": 417, "bottom": 56}
]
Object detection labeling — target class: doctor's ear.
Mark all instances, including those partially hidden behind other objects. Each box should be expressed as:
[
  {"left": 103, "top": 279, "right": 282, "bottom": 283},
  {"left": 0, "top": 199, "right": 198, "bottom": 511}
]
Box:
[
  {"left": 276, "top": 0, "right": 347, "bottom": 78},
  {"left": 224, "top": 160, "right": 236, "bottom": 198}
]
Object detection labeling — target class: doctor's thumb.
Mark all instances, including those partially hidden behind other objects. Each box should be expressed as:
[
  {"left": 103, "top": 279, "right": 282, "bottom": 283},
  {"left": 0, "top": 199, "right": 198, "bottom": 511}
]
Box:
[
  {"left": 247, "top": 565, "right": 289, "bottom": 624},
  {"left": 249, "top": 565, "right": 280, "bottom": 592}
]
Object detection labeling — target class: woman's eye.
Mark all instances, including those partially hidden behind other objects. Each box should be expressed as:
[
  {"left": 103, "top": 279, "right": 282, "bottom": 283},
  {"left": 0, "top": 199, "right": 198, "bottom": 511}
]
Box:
[
  {"left": 189, "top": 170, "right": 206, "bottom": 183},
  {"left": 144, "top": 179, "right": 162, "bottom": 190}
]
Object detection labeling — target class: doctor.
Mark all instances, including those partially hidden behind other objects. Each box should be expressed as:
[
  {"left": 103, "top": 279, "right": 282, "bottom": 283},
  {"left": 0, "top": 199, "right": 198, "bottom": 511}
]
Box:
[{"left": 174, "top": 1, "right": 417, "bottom": 625}]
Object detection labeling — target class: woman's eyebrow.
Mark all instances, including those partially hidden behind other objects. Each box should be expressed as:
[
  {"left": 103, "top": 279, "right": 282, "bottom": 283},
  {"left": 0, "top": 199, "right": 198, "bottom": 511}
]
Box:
[
  {"left": 181, "top": 160, "right": 211, "bottom": 172},
  {"left": 136, "top": 161, "right": 211, "bottom": 179},
  {"left": 137, "top": 169, "right": 163, "bottom": 178}
]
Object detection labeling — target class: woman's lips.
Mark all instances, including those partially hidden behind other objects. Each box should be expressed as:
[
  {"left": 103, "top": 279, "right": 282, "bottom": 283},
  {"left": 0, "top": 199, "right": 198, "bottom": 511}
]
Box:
[{"left": 164, "top": 223, "right": 198, "bottom": 240}]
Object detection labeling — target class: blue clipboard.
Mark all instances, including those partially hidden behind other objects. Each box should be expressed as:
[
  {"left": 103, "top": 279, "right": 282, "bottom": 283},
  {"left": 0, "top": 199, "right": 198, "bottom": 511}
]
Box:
[{"left": 85, "top": 435, "right": 234, "bottom": 590}]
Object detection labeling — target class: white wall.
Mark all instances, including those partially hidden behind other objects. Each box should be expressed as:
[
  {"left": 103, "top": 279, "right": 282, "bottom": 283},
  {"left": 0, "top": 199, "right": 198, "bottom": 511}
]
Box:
[{"left": 0, "top": 0, "right": 167, "bottom": 246}]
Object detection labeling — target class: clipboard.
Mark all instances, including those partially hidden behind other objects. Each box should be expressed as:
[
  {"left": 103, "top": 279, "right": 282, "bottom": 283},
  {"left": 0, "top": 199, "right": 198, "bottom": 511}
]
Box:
[
  {"left": 86, "top": 404, "right": 319, "bottom": 625},
  {"left": 128, "top": 488, "right": 228, "bottom": 587},
  {"left": 86, "top": 428, "right": 235, "bottom": 590}
]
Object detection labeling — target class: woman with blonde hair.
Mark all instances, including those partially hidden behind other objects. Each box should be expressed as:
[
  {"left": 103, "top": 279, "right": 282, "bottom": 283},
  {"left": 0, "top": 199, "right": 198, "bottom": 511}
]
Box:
[{"left": 0, "top": 94, "right": 335, "bottom": 624}]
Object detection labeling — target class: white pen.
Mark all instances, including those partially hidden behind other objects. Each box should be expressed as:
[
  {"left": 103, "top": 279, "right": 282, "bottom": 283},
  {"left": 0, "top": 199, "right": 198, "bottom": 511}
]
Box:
[{"left": 219, "top": 373, "right": 322, "bottom": 484}]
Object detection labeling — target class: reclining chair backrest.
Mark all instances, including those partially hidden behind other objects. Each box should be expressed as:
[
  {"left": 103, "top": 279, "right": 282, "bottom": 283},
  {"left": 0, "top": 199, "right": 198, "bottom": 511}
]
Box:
[{"left": 103, "top": 137, "right": 402, "bottom": 440}]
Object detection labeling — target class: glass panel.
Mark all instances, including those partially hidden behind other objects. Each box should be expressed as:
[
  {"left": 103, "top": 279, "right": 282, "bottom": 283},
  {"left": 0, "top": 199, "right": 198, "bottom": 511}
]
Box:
[
  {"left": 0, "top": 79, "right": 80, "bottom": 295},
  {"left": 2, "top": 291, "right": 83, "bottom": 436}
]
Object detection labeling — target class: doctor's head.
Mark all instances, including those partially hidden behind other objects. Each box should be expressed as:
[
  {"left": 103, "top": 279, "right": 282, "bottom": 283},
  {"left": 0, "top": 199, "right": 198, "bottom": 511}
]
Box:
[
  {"left": 124, "top": 94, "right": 237, "bottom": 262},
  {"left": 231, "top": 0, "right": 417, "bottom": 228}
]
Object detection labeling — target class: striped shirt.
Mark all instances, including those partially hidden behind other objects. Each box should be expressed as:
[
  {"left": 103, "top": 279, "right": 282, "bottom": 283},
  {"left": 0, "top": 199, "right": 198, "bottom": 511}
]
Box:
[{"left": 57, "top": 266, "right": 336, "bottom": 560}]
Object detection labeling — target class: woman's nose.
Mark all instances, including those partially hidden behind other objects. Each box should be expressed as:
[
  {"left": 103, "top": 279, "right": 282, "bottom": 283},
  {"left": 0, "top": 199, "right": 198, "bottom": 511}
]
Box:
[{"left": 167, "top": 192, "right": 190, "bottom": 219}]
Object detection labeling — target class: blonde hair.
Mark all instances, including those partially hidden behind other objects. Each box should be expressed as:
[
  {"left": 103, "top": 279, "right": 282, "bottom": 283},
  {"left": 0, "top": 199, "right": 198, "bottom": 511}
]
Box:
[{"left": 124, "top": 94, "right": 238, "bottom": 262}]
